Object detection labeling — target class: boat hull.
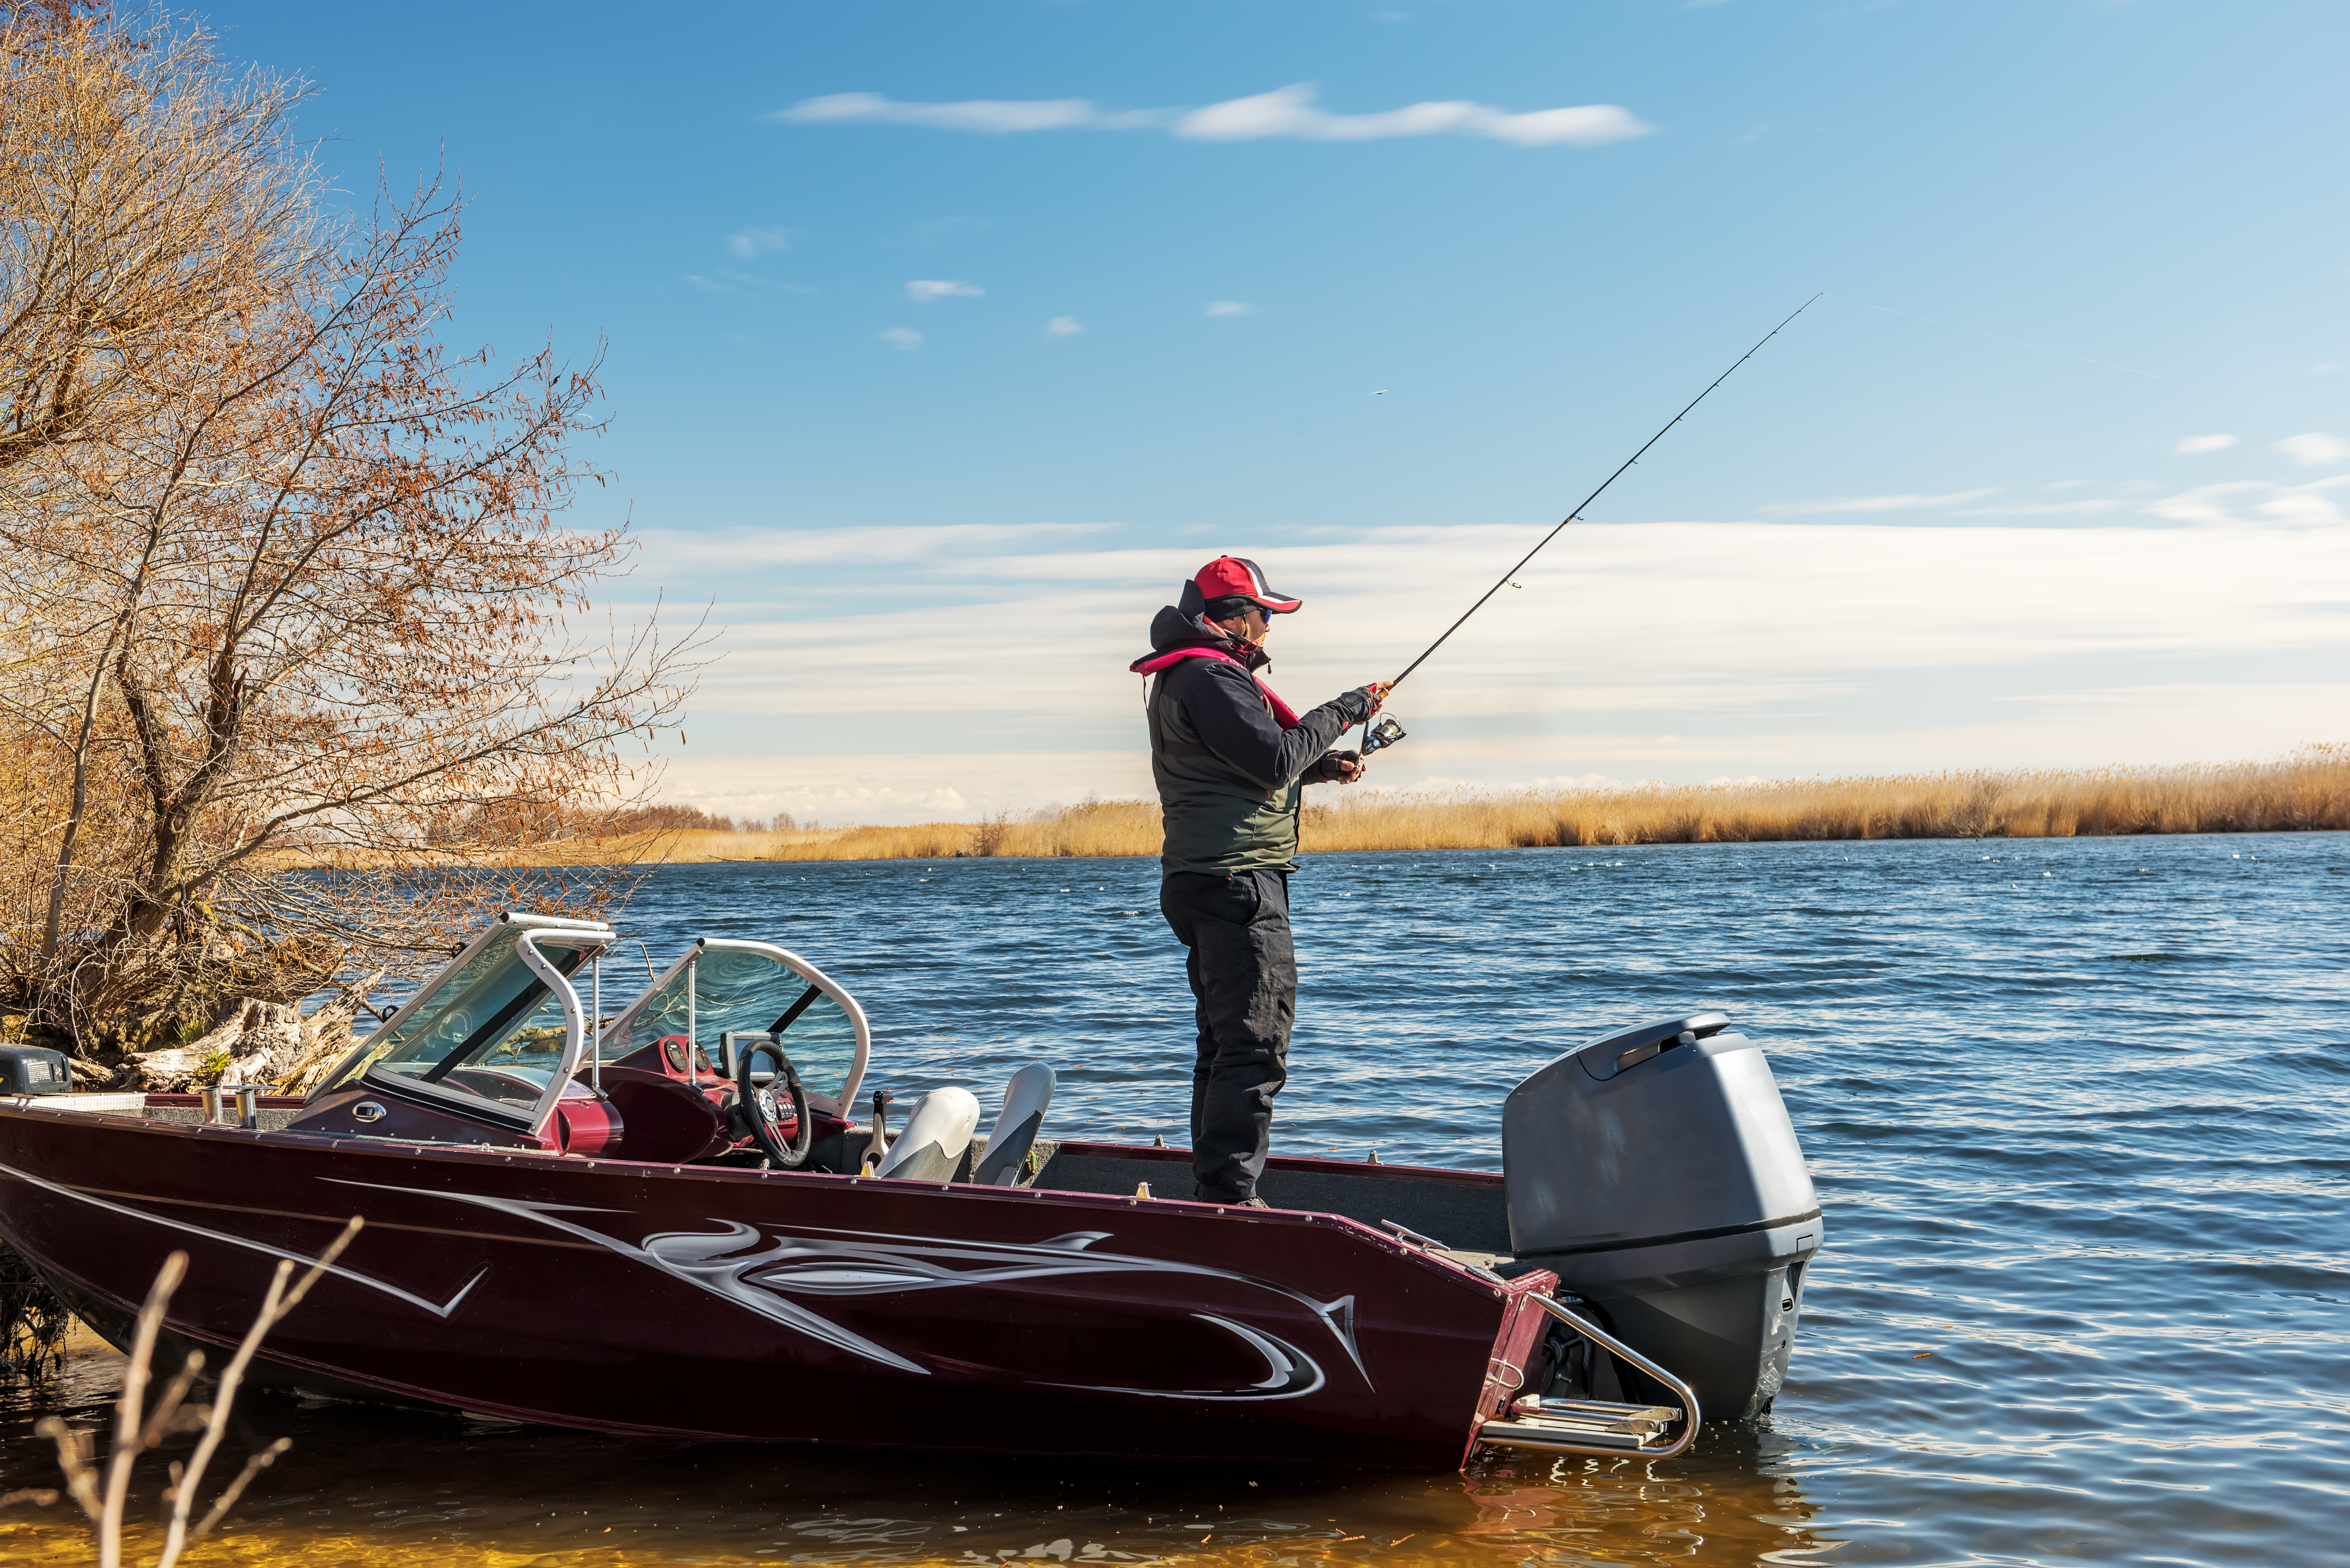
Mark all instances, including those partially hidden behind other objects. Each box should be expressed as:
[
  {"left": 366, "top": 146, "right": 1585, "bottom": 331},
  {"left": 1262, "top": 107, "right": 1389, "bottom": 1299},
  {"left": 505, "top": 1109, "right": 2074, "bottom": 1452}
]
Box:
[{"left": 0, "top": 1105, "right": 1551, "bottom": 1469}]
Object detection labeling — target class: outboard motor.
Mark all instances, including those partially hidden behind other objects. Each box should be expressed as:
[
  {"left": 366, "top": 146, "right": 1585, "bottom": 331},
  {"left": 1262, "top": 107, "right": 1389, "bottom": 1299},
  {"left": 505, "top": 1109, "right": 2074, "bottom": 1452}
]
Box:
[{"left": 1504, "top": 1013, "right": 1822, "bottom": 1422}]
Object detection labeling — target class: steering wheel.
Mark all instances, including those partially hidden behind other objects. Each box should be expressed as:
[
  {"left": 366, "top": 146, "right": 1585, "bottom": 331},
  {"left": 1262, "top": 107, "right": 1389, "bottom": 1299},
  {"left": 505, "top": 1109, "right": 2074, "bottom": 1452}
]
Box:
[{"left": 735, "top": 1038, "right": 813, "bottom": 1168}]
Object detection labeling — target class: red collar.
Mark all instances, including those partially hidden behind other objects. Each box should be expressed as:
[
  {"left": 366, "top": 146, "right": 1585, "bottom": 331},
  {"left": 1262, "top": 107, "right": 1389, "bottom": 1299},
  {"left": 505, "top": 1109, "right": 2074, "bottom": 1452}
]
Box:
[{"left": 1130, "top": 646, "right": 1299, "bottom": 729}]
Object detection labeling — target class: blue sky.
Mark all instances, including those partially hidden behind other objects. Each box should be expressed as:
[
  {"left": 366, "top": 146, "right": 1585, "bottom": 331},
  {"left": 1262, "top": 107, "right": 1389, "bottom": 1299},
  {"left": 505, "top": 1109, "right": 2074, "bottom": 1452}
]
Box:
[{"left": 223, "top": 0, "right": 2348, "bottom": 821}]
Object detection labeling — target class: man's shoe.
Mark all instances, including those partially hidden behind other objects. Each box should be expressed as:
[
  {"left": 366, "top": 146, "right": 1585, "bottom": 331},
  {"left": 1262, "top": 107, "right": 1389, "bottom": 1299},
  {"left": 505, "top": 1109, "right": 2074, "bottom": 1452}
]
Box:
[{"left": 1235, "top": 1195, "right": 1270, "bottom": 1209}]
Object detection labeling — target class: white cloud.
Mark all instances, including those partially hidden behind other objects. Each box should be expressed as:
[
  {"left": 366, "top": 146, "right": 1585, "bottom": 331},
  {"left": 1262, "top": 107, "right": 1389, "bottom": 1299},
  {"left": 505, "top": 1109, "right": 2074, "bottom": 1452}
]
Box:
[
  {"left": 1205, "top": 300, "right": 1255, "bottom": 318},
  {"left": 906, "top": 279, "right": 982, "bottom": 303},
  {"left": 632, "top": 511, "right": 2350, "bottom": 815},
  {"left": 684, "top": 268, "right": 814, "bottom": 298},
  {"left": 2146, "top": 475, "right": 2348, "bottom": 528},
  {"left": 878, "top": 327, "right": 925, "bottom": 351},
  {"left": 2143, "top": 481, "right": 2266, "bottom": 526},
  {"left": 2309, "top": 362, "right": 2342, "bottom": 376},
  {"left": 1173, "top": 84, "right": 1651, "bottom": 147},
  {"left": 776, "top": 93, "right": 1122, "bottom": 134},
  {"left": 640, "top": 522, "right": 1111, "bottom": 568},
  {"left": 771, "top": 85, "right": 1652, "bottom": 149},
  {"left": 2175, "top": 433, "right": 2236, "bottom": 455},
  {"left": 2273, "top": 431, "right": 2348, "bottom": 468},
  {"left": 726, "top": 226, "right": 791, "bottom": 258},
  {"left": 1764, "top": 489, "right": 1998, "bottom": 516},
  {"left": 1045, "top": 316, "right": 1085, "bottom": 336},
  {"left": 2257, "top": 487, "right": 2350, "bottom": 527},
  {"left": 1952, "top": 498, "right": 2125, "bottom": 516}
]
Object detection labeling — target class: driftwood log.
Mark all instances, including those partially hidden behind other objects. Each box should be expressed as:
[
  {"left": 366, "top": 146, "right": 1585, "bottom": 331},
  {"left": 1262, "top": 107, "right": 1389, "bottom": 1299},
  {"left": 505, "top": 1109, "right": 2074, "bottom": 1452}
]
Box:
[{"left": 125, "top": 970, "right": 384, "bottom": 1094}]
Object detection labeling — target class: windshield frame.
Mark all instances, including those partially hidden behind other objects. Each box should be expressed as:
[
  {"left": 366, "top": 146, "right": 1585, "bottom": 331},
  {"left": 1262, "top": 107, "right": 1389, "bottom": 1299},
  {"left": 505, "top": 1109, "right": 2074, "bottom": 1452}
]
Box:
[
  {"left": 596, "top": 937, "right": 870, "bottom": 1116},
  {"left": 312, "top": 912, "right": 613, "bottom": 1138}
]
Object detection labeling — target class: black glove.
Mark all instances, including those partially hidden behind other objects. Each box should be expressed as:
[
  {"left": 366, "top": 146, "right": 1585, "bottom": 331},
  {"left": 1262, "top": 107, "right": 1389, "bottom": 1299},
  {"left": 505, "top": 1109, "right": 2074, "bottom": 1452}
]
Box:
[{"left": 1306, "top": 749, "right": 1363, "bottom": 784}]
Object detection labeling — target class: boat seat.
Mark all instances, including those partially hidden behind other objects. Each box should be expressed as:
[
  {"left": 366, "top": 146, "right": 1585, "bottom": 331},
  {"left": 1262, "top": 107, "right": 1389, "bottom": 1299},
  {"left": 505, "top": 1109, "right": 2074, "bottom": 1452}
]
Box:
[
  {"left": 589, "top": 1066, "right": 727, "bottom": 1163},
  {"left": 972, "top": 1064, "right": 1056, "bottom": 1187},
  {"left": 873, "top": 1088, "right": 980, "bottom": 1181}
]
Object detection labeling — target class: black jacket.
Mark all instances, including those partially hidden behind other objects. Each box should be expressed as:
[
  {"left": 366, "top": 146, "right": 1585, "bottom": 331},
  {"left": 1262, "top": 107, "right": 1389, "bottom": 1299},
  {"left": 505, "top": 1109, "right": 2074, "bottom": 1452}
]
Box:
[{"left": 1133, "top": 604, "right": 1372, "bottom": 875}]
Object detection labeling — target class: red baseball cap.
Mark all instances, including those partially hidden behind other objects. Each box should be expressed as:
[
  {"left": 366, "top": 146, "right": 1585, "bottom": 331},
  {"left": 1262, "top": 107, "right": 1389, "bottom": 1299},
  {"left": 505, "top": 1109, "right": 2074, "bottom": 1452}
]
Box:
[{"left": 1191, "top": 555, "right": 1303, "bottom": 615}]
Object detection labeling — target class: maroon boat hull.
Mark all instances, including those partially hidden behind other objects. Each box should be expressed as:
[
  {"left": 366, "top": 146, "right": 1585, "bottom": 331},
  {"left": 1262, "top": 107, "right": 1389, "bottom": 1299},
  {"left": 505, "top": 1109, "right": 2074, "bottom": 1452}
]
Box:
[{"left": 0, "top": 1105, "right": 1553, "bottom": 1469}]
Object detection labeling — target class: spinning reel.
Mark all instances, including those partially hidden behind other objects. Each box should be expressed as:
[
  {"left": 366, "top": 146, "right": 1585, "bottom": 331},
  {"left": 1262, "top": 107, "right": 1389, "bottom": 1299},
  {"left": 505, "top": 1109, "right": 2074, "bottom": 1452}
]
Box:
[{"left": 1361, "top": 713, "right": 1407, "bottom": 756}]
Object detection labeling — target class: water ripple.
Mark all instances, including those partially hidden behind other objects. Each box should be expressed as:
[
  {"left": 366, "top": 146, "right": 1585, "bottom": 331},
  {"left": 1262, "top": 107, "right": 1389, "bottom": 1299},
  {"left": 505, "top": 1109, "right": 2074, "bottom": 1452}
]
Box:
[{"left": 0, "top": 831, "right": 2340, "bottom": 1566}]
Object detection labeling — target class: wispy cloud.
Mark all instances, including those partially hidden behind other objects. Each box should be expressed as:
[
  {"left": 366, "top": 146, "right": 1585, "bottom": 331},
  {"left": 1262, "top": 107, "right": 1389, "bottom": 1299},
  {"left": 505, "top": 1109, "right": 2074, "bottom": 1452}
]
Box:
[
  {"left": 778, "top": 94, "right": 1138, "bottom": 134},
  {"left": 1174, "top": 85, "right": 1650, "bottom": 146},
  {"left": 2273, "top": 431, "right": 2348, "bottom": 468},
  {"left": 727, "top": 226, "right": 791, "bottom": 258},
  {"left": 642, "top": 516, "right": 2350, "bottom": 801},
  {"left": 2147, "top": 475, "right": 2348, "bottom": 528},
  {"left": 684, "top": 268, "right": 814, "bottom": 297},
  {"left": 1765, "top": 489, "right": 1998, "bottom": 516},
  {"left": 1205, "top": 300, "right": 1255, "bottom": 318},
  {"left": 906, "top": 279, "right": 983, "bottom": 303},
  {"left": 641, "top": 522, "right": 1111, "bottom": 567},
  {"left": 878, "top": 327, "right": 924, "bottom": 351},
  {"left": 2175, "top": 433, "right": 2236, "bottom": 455},
  {"left": 773, "top": 85, "right": 1653, "bottom": 149},
  {"left": 1953, "top": 498, "right": 2126, "bottom": 516},
  {"left": 1045, "top": 316, "right": 1085, "bottom": 336}
]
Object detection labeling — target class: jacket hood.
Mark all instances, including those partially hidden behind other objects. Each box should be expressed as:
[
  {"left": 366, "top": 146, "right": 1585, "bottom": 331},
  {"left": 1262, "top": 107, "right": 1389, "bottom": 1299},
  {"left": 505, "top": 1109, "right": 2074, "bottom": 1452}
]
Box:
[{"left": 1132, "top": 603, "right": 1270, "bottom": 673}]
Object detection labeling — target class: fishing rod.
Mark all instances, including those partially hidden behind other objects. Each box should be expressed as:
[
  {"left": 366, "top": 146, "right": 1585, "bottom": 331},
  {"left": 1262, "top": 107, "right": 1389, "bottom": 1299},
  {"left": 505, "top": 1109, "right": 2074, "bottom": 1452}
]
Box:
[{"left": 1356, "top": 294, "right": 1821, "bottom": 759}]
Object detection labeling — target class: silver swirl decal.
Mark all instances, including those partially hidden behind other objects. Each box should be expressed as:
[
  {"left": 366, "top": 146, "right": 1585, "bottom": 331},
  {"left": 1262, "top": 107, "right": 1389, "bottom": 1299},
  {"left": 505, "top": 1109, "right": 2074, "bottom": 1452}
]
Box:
[
  {"left": 0, "top": 1160, "right": 486, "bottom": 1320},
  {"left": 328, "top": 1181, "right": 1365, "bottom": 1395}
]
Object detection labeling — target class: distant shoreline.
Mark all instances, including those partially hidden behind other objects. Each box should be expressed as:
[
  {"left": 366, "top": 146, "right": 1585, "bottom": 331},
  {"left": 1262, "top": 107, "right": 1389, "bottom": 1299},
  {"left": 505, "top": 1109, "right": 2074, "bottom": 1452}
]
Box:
[{"left": 292, "top": 748, "right": 2346, "bottom": 868}]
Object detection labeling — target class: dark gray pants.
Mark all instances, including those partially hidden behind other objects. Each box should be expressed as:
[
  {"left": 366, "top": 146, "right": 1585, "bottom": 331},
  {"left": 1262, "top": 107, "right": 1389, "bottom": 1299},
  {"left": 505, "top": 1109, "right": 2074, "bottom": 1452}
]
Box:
[{"left": 1160, "top": 869, "right": 1296, "bottom": 1203}]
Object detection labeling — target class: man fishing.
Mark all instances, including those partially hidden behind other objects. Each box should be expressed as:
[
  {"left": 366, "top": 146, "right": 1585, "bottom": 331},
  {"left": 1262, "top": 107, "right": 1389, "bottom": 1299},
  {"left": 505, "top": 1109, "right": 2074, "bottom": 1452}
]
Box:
[{"left": 1131, "top": 556, "right": 1390, "bottom": 1207}]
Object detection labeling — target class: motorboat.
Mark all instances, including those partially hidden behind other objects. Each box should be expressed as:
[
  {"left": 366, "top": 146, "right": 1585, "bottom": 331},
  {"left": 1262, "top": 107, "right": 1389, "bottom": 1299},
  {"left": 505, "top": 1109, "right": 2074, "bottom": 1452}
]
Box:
[{"left": 0, "top": 912, "right": 1823, "bottom": 1470}]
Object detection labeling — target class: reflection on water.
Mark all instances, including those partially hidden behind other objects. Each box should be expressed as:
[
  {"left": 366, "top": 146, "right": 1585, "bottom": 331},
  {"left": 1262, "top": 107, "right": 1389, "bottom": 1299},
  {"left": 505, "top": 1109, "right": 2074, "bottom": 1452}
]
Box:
[
  {"left": 0, "top": 1330, "right": 1842, "bottom": 1565},
  {"left": 4, "top": 834, "right": 2344, "bottom": 1565}
]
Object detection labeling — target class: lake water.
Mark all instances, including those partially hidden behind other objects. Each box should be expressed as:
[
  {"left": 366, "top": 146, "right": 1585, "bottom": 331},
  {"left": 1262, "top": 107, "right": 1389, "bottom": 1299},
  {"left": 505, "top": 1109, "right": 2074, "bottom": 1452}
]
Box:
[{"left": 3, "top": 833, "right": 2344, "bottom": 1566}]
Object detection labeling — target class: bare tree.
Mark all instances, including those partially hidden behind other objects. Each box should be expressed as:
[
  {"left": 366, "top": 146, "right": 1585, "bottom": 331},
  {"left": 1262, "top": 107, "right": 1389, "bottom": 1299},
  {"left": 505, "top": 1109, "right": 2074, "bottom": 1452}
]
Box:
[
  {"left": 0, "top": 11, "right": 700, "bottom": 1055},
  {"left": 0, "top": 9, "right": 318, "bottom": 468}
]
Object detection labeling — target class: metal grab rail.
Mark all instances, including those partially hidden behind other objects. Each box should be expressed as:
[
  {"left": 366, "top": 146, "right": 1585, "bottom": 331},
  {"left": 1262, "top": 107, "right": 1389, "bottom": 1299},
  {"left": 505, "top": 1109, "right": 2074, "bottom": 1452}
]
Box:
[
  {"left": 1368, "top": 1217, "right": 1702, "bottom": 1462},
  {"left": 1479, "top": 1293, "right": 1703, "bottom": 1461}
]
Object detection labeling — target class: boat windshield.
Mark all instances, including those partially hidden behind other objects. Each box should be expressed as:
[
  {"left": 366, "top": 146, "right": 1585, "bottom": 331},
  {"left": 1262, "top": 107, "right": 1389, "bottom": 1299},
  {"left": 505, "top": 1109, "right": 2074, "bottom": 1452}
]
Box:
[
  {"left": 336, "top": 923, "right": 597, "bottom": 1122},
  {"left": 598, "top": 942, "right": 863, "bottom": 1110}
]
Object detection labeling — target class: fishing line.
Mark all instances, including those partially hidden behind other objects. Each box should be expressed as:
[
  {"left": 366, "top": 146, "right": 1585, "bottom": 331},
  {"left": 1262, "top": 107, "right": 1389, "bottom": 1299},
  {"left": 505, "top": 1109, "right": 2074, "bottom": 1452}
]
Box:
[
  {"left": 1389, "top": 295, "right": 1819, "bottom": 696},
  {"left": 1355, "top": 294, "right": 1821, "bottom": 760}
]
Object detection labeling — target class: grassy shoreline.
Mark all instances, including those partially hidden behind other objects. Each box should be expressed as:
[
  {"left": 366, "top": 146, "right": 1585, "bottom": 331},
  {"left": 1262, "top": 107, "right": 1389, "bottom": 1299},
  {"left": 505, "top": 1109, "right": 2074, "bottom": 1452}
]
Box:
[{"left": 360, "top": 747, "right": 2347, "bottom": 867}]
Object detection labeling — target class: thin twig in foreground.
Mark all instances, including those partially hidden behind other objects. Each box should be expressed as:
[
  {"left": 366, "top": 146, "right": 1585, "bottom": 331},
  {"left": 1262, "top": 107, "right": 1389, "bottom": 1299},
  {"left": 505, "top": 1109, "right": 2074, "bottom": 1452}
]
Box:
[
  {"left": 156, "top": 1215, "right": 362, "bottom": 1566},
  {"left": 99, "top": 1250, "right": 187, "bottom": 1568}
]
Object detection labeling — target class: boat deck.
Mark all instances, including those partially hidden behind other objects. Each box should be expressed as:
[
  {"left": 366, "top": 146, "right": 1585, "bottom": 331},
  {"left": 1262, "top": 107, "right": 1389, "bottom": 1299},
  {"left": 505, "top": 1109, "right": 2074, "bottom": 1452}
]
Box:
[{"left": 1033, "top": 1139, "right": 1513, "bottom": 1254}]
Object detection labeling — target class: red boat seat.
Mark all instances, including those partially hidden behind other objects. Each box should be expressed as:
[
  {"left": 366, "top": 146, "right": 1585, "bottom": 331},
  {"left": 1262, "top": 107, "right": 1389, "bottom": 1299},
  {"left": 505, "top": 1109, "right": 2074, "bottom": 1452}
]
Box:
[{"left": 590, "top": 1066, "right": 729, "bottom": 1163}]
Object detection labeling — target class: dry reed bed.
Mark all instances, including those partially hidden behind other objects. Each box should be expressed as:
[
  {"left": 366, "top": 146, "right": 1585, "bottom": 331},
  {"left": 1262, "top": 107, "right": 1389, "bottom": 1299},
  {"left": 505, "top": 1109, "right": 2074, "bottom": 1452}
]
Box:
[{"left": 590, "top": 746, "right": 2350, "bottom": 864}]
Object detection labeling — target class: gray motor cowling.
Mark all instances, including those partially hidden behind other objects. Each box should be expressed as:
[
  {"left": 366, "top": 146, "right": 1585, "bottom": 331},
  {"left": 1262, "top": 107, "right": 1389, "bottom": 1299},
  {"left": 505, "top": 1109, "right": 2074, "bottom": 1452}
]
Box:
[{"left": 1504, "top": 1013, "right": 1822, "bottom": 1422}]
